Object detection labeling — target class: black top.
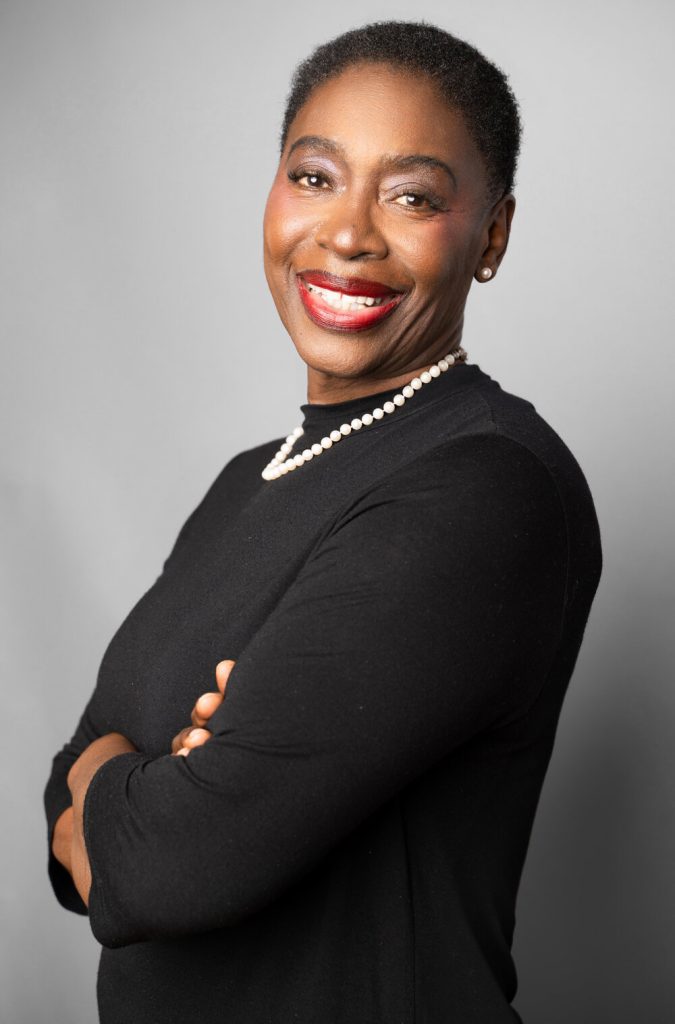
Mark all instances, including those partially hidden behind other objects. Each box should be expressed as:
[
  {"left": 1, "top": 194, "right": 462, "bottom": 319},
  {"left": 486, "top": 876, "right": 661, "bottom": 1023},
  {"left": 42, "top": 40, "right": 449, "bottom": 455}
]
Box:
[{"left": 44, "top": 361, "right": 602, "bottom": 1024}]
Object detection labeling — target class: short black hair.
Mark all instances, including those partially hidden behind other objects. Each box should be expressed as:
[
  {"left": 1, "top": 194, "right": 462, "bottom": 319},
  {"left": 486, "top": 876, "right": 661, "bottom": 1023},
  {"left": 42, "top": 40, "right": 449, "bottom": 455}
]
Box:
[{"left": 279, "top": 21, "right": 522, "bottom": 202}]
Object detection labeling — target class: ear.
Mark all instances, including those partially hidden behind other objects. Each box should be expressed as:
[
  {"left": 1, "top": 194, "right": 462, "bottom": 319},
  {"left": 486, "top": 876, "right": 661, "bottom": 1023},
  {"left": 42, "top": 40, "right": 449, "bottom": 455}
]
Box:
[{"left": 474, "top": 193, "right": 516, "bottom": 282}]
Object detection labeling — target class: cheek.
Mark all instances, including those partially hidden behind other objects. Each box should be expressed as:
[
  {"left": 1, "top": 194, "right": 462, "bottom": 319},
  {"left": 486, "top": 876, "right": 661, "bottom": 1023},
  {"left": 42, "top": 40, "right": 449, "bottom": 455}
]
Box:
[
  {"left": 398, "top": 220, "right": 477, "bottom": 296},
  {"left": 263, "top": 186, "right": 312, "bottom": 265}
]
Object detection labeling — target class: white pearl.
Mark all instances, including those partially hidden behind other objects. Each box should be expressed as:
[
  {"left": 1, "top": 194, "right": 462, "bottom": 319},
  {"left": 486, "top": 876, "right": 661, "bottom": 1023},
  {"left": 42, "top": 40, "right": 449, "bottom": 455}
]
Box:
[{"left": 261, "top": 346, "right": 468, "bottom": 480}]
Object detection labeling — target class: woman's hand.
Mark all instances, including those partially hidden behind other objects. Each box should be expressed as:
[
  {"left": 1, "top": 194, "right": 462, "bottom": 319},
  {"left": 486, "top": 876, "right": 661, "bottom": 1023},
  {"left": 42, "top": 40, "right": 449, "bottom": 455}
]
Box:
[
  {"left": 67, "top": 732, "right": 138, "bottom": 905},
  {"left": 171, "top": 659, "right": 235, "bottom": 757}
]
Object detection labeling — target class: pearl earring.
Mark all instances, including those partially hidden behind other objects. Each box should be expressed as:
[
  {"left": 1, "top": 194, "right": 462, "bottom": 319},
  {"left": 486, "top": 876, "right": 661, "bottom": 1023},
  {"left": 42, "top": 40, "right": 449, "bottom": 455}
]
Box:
[{"left": 479, "top": 267, "right": 493, "bottom": 280}]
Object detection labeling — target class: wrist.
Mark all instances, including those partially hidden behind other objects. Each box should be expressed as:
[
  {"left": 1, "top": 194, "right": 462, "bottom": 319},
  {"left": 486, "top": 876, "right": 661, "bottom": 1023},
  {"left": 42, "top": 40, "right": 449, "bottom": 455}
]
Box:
[
  {"left": 67, "top": 733, "right": 137, "bottom": 812},
  {"left": 66, "top": 733, "right": 138, "bottom": 908}
]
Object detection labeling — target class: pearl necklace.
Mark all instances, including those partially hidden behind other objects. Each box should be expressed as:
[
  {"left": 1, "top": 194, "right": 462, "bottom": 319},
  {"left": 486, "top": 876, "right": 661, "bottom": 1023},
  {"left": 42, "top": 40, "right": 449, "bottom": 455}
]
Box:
[{"left": 262, "top": 347, "right": 467, "bottom": 481}]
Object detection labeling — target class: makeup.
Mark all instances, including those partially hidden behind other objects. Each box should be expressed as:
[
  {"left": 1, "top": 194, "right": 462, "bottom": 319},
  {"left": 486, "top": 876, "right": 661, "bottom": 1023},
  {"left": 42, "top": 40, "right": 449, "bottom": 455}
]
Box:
[{"left": 296, "top": 271, "right": 405, "bottom": 332}]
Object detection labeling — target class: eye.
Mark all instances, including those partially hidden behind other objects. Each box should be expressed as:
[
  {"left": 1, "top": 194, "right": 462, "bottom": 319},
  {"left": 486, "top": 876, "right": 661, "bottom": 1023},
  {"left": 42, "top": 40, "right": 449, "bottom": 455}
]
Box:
[
  {"left": 392, "top": 191, "right": 442, "bottom": 211},
  {"left": 287, "top": 169, "right": 331, "bottom": 190}
]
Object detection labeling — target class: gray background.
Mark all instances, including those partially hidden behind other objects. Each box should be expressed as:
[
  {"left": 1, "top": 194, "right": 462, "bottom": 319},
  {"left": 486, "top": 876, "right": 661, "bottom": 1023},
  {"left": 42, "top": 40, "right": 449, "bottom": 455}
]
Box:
[{"left": 2, "top": 1, "right": 673, "bottom": 1021}]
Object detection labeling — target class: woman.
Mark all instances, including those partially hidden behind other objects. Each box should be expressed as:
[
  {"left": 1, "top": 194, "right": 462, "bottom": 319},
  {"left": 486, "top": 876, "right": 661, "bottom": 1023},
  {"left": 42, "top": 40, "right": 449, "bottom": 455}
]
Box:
[{"left": 45, "top": 21, "right": 602, "bottom": 1023}]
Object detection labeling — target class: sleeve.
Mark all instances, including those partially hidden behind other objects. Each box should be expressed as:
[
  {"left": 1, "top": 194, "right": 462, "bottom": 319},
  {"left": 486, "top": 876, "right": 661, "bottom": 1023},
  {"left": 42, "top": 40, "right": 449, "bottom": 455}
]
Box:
[
  {"left": 44, "top": 700, "right": 101, "bottom": 914},
  {"left": 81, "top": 434, "right": 569, "bottom": 948},
  {"left": 42, "top": 455, "right": 242, "bottom": 913}
]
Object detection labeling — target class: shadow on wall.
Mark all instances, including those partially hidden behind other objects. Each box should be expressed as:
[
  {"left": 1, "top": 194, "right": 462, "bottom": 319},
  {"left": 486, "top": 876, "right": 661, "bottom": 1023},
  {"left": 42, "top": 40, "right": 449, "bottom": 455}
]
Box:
[{"left": 513, "top": 604, "right": 675, "bottom": 1024}]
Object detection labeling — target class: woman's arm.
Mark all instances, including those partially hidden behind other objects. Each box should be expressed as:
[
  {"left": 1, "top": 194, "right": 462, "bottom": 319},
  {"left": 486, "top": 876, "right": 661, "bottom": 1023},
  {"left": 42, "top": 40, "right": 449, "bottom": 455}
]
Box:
[
  {"left": 67, "top": 733, "right": 138, "bottom": 905},
  {"left": 43, "top": 462, "right": 229, "bottom": 911},
  {"left": 52, "top": 806, "right": 74, "bottom": 876},
  {"left": 77, "top": 435, "right": 570, "bottom": 949},
  {"left": 44, "top": 701, "right": 103, "bottom": 913},
  {"left": 62, "top": 663, "right": 233, "bottom": 904}
]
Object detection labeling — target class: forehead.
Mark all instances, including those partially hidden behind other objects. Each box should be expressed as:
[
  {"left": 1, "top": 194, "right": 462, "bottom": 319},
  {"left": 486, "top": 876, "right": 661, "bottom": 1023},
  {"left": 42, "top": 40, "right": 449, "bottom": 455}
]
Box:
[{"left": 286, "top": 62, "right": 483, "bottom": 175}]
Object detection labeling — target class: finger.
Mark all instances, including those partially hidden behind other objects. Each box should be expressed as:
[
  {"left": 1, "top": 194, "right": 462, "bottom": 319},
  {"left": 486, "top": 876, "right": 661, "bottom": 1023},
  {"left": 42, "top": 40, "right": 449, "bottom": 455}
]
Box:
[
  {"left": 183, "top": 727, "right": 211, "bottom": 749},
  {"left": 215, "top": 659, "right": 236, "bottom": 696},
  {"left": 175, "top": 747, "right": 190, "bottom": 757},
  {"left": 171, "top": 727, "right": 194, "bottom": 755},
  {"left": 190, "top": 691, "right": 223, "bottom": 727}
]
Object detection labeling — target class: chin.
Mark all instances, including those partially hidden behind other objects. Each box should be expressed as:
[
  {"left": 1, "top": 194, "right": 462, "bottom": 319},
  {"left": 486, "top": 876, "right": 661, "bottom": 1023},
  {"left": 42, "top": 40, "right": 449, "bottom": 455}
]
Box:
[{"left": 290, "top": 327, "right": 382, "bottom": 380}]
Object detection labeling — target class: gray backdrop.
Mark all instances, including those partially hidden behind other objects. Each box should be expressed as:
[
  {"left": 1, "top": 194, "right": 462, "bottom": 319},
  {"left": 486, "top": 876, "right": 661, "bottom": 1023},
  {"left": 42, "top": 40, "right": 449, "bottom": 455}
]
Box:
[{"left": 2, "top": 1, "right": 674, "bottom": 1021}]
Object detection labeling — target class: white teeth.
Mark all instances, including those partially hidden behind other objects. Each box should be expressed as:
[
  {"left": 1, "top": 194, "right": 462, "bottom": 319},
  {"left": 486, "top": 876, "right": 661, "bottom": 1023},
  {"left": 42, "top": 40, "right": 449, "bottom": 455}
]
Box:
[{"left": 306, "top": 282, "right": 390, "bottom": 311}]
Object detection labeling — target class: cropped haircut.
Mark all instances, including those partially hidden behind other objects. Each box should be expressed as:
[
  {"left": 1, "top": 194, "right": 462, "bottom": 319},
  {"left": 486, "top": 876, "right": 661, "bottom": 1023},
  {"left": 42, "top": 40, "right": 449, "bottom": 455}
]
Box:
[{"left": 279, "top": 21, "right": 522, "bottom": 202}]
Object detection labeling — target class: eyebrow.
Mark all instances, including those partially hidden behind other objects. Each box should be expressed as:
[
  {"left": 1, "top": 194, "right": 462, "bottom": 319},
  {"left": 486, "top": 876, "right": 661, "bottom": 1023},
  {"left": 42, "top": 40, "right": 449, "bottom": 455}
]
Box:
[
  {"left": 286, "top": 135, "right": 458, "bottom": 191},
  {"left": 287, "top": 135, "right": 341, "bottom": 159}
]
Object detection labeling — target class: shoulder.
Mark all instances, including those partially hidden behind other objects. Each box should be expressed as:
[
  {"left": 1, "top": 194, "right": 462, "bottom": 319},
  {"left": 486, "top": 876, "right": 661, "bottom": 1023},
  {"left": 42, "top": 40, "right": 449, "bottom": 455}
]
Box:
[
  {"left": 330, "top": 431, "right": 568, "bottom": 581},
  {"left": 361, "top": 430, "right": 565, "bottom": 523},
  {"left": 456, "top": 371, "right": 600, "bottom": 523}
]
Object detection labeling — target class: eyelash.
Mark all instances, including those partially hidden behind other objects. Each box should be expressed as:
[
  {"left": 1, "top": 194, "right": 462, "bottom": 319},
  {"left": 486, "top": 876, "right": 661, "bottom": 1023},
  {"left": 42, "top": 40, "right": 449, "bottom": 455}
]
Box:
[
  {"left": 286, "top": 169, "right": 445, "bottom": 212},
  {"left": 392, "top": 189, "right": 444, "bottom": 212},
  {"left": 287, "top": 169, "right": 330, "bottom": 189}
]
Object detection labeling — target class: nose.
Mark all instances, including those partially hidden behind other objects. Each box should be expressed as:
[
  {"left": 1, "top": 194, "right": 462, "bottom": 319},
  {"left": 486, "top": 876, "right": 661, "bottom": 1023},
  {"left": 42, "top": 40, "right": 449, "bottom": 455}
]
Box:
[{"left": 314, "top": 190, "right": 388, "bottom": 261}]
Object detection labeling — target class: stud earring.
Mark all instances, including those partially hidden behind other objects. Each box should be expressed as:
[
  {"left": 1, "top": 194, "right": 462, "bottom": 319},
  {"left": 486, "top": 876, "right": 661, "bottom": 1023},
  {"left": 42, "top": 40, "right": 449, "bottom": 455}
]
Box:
[{"left": 479, "top": 267, "right": 493, "bottom": 280}]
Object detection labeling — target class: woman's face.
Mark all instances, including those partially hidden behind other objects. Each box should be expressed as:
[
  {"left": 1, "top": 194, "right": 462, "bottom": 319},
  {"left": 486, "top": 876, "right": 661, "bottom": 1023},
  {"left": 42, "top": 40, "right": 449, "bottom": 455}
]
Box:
[{"left": 263, "top": 62, "right": 514, "bottom": 401}]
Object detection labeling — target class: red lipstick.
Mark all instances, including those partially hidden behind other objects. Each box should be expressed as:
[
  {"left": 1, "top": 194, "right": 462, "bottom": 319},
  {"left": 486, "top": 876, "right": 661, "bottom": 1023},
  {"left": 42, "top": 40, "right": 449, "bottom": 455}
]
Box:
[{"left": 296, "top": 271, "right": 405, "bottom": 332}]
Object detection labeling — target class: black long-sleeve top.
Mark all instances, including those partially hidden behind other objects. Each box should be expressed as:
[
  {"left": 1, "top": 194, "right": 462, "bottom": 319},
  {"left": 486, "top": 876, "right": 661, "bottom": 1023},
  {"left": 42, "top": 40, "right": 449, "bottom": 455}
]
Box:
[{"left": 44, "top": 360, "right": 602, "bottom": 1023}]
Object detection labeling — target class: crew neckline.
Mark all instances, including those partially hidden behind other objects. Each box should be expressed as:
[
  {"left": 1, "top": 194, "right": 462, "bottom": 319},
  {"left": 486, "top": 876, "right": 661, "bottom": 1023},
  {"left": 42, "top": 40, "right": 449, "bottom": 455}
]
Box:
[{"left": 299, "top": 361, "right": 483, "bottom": 431}]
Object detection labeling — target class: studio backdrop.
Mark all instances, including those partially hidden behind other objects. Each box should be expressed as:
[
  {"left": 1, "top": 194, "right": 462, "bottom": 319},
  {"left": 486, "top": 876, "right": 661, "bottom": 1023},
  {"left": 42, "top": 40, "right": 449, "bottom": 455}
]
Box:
[{"left": 1, "top": 2, "right": 673, "bottom": 1022}]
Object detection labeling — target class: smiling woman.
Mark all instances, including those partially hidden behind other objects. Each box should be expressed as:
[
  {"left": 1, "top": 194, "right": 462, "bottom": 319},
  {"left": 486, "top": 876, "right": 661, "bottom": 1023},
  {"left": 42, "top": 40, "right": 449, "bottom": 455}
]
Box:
[
  {"left": 44, "top": 20, "right": 602, "bottom": 1024},
  {"left": 263, "top": 61, "right": 514, "bottom": 395}
]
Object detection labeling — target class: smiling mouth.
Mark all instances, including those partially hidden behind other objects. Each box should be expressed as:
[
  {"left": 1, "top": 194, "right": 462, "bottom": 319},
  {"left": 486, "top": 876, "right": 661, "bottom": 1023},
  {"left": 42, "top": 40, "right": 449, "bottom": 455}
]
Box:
[
  {"left": 306, "top": 282, "right": 390, "bottom": 310},
  {"left": 296, "top": 273, "right": 405, "bottom": 332}
]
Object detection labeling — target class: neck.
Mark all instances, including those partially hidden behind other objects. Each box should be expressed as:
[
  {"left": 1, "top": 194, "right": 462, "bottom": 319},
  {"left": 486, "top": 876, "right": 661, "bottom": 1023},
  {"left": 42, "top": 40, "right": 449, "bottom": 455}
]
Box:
[{"left": 305, "top": 330, "right": 465, "bottom": 406}]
